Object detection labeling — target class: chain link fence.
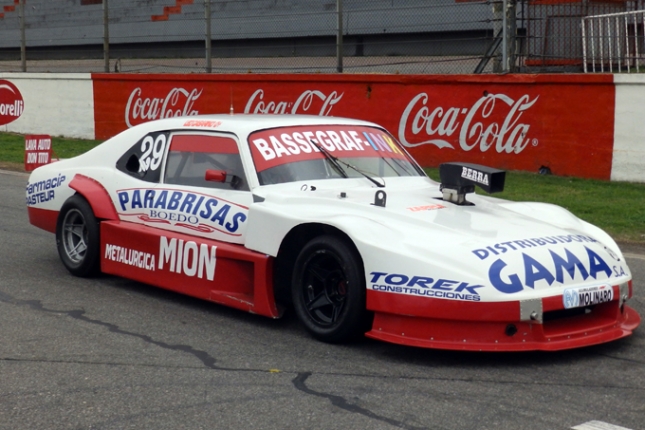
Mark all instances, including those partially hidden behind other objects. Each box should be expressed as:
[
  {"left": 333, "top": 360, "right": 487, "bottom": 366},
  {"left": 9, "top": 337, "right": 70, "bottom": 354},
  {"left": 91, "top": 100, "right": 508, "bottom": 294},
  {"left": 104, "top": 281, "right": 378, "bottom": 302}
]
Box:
[
  {"left": 0, "top": 0, "right": 643, "bottom": 74},
  {"left": 525, "top": 0, "right": 645, "bottom": 72}
]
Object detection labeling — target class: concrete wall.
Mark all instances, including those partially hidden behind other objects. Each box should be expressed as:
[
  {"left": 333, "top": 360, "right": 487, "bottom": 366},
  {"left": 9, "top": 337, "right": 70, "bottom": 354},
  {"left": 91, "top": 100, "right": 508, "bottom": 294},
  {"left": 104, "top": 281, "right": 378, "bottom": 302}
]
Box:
[
  {"left": 612, "top": 74, "right": 645, "bottom": 183},
  {"left": 1, "top": 71, "right": 644, "bottom": 183},
  {"left": 0, "top": 73, "right": 94, "bottom": 139}
]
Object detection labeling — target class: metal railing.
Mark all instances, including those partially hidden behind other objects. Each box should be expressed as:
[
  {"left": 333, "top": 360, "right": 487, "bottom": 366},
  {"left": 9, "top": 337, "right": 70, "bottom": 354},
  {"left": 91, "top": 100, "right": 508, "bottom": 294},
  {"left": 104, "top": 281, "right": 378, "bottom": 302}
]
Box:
[{"left": 582, "top": 10, "right": 645, "bottom": 73}]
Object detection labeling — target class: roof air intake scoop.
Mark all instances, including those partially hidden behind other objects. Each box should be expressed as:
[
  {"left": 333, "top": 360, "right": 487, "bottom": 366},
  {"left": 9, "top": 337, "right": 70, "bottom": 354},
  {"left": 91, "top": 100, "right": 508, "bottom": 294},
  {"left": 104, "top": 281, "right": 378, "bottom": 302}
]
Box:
[{"left": 439, "top": 162, "right": 505, "bottom": 205}]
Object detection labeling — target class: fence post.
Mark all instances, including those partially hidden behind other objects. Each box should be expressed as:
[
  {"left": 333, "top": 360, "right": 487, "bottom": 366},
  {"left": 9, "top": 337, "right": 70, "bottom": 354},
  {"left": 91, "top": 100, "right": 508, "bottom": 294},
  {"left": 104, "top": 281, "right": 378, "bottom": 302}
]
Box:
[
  {"left": 337, "top": 0, "right": 343, "bottom": 73},
  {"left": 19, "top": 0, "right": 26, "bottom": 72},
  {"left": 581, "top": 18, "right": 588, "bottom": 73},
  {"left": 103, "top": 0, "right": 110, "bottom": 73},
  {"left": 503, "top": 0, "right": 517, "bottom": 72},
  {"left": 492, "top": 0, "right": 502, "bottom": 72},
  {"left": 205, "top": 0, "right": 212, "bottom": 73}
]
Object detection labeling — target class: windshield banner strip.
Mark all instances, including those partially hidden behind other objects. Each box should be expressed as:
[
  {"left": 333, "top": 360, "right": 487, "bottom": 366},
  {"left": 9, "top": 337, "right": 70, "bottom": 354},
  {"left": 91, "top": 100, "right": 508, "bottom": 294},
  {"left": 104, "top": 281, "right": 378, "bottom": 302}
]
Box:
[{"left": 249, "top": 125, "right": 409, "bottom": 172}]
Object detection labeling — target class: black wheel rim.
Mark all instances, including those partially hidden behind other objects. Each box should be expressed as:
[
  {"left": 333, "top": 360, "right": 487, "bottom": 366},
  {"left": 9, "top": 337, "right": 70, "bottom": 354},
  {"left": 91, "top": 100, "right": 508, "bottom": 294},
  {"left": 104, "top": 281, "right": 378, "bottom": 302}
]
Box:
[
  {"left": 62, "top": 208, "right": 89, "bottom": 264},
  {"left": 300, "top": 250, "right": 348, "bottom": 327}
]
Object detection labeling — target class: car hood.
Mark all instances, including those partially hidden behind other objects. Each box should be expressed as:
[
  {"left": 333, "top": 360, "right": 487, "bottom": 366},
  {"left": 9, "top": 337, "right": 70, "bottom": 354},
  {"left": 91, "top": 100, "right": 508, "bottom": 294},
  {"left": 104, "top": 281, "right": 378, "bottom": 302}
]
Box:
[{"left": 245, "top": 177, "right": 630, "bottom": 302}]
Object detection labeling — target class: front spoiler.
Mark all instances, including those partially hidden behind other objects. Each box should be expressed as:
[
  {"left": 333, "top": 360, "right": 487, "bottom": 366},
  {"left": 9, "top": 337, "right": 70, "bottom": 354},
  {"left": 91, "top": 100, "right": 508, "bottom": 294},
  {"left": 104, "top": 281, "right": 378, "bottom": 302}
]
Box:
[
  {"left": 366, "top": 282, "right": 641, "bottom": 351},
  {"left": 366, "top": 301, "right": 641, "bottom": 351}
]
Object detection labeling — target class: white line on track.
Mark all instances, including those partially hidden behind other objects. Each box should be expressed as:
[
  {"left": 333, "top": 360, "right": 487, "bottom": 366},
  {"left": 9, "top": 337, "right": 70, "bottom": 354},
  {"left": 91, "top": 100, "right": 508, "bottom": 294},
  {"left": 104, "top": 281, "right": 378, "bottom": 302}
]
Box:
[
  {"left": 572, "top": 420, "right": 633, "bottom": 430},
  {"left": 0, "top": 169, "right": 29, "bottom": 177},
  {"left": 624, "top": 252, "right": 645, "bottom": 261}
]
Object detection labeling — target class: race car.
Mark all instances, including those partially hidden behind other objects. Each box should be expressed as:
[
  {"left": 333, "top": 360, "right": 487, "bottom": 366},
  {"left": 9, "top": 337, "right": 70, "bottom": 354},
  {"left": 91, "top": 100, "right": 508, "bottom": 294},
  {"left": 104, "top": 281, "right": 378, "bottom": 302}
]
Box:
[{"left": 26, "top": 114, "right": 640, "bottom": 351}]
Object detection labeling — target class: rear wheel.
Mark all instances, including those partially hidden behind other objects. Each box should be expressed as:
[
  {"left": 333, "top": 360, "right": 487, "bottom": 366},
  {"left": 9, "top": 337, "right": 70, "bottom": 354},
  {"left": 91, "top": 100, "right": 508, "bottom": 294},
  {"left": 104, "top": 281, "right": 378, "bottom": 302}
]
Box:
[
  {"left": 56, "top": 194, "right": 101, "bottom": 277},
  {"left": 291, "top": 235, "right": 368, "bottom": 343}
]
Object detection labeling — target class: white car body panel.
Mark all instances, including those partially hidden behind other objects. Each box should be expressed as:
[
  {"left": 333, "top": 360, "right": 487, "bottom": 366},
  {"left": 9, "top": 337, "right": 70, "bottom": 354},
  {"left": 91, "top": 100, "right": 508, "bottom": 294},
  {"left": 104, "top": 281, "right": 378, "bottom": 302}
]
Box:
[{"left": 25, "top": 114, "right": 639, "bottom": 351}]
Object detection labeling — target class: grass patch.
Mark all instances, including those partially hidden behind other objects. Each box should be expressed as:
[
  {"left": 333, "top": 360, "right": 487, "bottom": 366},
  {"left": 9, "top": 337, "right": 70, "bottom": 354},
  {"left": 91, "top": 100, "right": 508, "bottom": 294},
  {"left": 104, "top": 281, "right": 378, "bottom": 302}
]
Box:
[
  {"left": 1, "top": 132, "right": 643, "bottom": 244},
  {"left": 426, "top": 168, "right": 645, "bottom": 243},
  {"left": 0, "top": 132, "right": 102, "bottom": 165}
]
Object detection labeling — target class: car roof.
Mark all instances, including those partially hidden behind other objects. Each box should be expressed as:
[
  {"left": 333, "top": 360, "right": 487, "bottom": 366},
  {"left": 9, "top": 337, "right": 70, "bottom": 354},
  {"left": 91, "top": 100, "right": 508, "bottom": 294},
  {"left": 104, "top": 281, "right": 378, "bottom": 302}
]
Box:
[{"left": 146, "top": 114, "right": 382, "bottom": 138}]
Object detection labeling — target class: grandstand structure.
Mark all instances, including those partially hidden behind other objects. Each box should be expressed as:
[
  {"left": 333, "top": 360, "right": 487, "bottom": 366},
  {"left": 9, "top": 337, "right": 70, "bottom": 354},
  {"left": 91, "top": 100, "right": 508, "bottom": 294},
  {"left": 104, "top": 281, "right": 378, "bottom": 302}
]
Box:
[
  {"left": 0, "top": 0, "right": 496, "bottom": 73},
  {"left": 1, "top": 0, "right": 643, "bottom": 73}
]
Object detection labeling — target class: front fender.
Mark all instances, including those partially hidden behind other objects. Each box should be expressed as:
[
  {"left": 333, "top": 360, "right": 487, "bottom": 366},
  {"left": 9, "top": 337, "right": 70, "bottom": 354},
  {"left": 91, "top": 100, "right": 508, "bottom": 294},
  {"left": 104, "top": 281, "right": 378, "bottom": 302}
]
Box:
[
  {"left": 244, "top": 197, "right": 401, "bottom": 257},
  {"left": 499, "top": 201, "right": 623, "bottom": 258}
]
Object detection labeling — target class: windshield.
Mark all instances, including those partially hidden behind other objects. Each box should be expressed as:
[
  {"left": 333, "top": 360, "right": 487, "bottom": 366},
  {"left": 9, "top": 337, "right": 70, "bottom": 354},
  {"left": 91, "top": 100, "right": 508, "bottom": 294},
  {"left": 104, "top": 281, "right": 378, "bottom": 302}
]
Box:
[{"left": 248, "top": 125, "right": 424, "bottom": 185}]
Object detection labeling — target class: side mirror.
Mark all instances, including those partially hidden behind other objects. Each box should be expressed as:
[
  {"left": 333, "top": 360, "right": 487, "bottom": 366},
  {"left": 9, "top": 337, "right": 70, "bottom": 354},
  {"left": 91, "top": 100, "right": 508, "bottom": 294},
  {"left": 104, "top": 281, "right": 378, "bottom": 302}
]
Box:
[
  {"left": 205, "top": 169, "right": 243, "bottom": 189},
  {"left": 205, "top": 169, "right": 227, "bottom": 183}
]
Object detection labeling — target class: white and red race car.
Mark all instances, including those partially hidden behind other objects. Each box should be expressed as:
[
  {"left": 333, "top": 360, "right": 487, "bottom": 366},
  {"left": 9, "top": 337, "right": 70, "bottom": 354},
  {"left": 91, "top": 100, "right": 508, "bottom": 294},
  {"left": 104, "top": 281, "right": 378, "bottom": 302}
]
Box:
[{"left": 26, "top": 114, "right": 640, "bottom": 351}]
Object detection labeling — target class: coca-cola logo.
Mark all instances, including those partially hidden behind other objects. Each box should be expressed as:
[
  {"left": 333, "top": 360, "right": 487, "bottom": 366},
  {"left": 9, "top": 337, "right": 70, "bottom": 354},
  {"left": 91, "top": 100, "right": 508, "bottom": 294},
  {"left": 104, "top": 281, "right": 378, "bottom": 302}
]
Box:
[
  {"left": 125, "top": 87, "right": 202, "bottom": 128},
  {"left": 398, "top": 92, "right": 539, "bottom": 154},
  {"left": 0, "top": 80, "right": 24, "bottom": 126},
  {"left": 244, "top": 89, "right": 343, "bottom": 116}
]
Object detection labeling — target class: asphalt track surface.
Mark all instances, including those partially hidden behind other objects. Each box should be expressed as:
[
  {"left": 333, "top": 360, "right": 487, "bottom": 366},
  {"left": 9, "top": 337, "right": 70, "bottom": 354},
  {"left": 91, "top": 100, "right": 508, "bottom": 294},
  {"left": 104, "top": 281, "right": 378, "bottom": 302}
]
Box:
[{"left": 1, "top": 170, "right": 644, "bottom": 430}]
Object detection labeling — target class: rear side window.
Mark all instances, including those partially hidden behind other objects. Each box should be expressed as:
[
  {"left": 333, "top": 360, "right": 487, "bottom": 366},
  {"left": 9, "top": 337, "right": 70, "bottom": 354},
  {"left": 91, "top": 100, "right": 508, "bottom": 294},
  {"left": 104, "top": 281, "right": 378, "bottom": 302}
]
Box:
[
  {"left": 116, "top": 131, "right": 170, "bottom": 183},
  {"left": 164, "top": 134, "right": 249, "bottom": 191}
]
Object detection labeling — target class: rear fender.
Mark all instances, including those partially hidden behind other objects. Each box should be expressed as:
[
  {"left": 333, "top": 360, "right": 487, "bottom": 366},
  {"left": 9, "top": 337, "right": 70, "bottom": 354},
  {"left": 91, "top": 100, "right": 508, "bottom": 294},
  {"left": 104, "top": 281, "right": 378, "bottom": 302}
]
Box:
[{"left": 69, "top": 174, "right": 118, "bottom": 220}]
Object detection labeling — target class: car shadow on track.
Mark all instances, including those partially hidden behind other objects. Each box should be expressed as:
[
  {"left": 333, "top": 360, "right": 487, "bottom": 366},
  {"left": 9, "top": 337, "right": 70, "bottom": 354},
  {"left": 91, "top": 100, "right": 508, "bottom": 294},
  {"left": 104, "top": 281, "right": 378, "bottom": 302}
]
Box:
[
  {"left": 366, "top": 336, "right": 643, "bottom": 366},
  {"left": 89, "top": 273, "right": 644, "bottom": 370}
]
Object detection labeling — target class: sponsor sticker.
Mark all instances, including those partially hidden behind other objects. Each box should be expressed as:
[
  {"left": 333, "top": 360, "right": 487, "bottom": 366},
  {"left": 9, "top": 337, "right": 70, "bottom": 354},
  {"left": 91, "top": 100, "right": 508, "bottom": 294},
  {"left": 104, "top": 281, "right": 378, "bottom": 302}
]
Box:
[
  {"left": 183, "top": 119, "right": 222, "bottom": 128},
  {"left": 249, "top": 125, "right": 409, "bottom": 172},
  {"left": 105, "top": 243, "right": 156, "bottom": 271},
  {"left": 116, "top": 188, "right": 248, "bottom": 236},
  {"left": 369, "top": 271, "right": 483, "bottom": 302},
  {"left": 468, "top": 236, "right": 630, "bottom": 295},
  {"left": 407, "top": 204, "right": 446, "bottom": 212},
  {"left": 484, "top": 246, "right": 612, "bottom": 294},
  {"left": 471, "top": 235, "right": 599, "bottom": 260},
  {"left": 103, "top": 236, "right": 217, "bottom": 281},
  {"left": 158, "top": 236, "right": 217, "bottom": 280},
  {"left": 563, "top": 285, "right": 614, "bottom": 309},
  {"left": 461, "top": 166, "right": 489, "bottom": 186},
  {"left": 25, "top": 173, "right": 67, "bottom": 206}
]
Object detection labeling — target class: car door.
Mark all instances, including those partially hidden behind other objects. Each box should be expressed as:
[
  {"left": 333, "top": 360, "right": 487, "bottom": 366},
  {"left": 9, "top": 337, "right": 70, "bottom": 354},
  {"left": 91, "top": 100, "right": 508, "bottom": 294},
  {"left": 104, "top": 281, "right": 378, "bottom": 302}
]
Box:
[{"left": 114, "top": 130, "right": 252, "bottom": 245}]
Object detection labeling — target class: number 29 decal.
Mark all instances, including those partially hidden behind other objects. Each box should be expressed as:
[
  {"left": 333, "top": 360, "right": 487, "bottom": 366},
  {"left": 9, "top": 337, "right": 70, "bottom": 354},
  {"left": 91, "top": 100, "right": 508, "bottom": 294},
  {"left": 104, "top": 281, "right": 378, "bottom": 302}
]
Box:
[
  {"left": 139, "top": 133, "right": 167, "bottom": 173},
  {"left": 116, "top": 131, "right": 170, "bottom": 183}
]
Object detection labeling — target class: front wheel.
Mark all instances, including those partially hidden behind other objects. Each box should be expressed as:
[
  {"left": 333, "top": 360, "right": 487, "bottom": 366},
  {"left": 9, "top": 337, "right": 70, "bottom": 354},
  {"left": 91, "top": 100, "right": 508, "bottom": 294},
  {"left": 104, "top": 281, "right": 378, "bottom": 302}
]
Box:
[
  {"left": 291, "top": 235, "right": 369, "bottom": 343},
  {"left": 56, "top": 194, "right": 101, "bottom": 277}
]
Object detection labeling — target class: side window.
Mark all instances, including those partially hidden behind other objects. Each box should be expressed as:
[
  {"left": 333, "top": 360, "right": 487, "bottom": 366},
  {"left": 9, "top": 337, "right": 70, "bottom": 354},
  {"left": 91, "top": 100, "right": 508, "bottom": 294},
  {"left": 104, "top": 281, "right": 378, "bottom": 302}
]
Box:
[
  {"left": 116, "top": 131, "right": 169, "bottom": 183},
  {"left": 164, "top": 134, "right": 249, "bottom": 191}
]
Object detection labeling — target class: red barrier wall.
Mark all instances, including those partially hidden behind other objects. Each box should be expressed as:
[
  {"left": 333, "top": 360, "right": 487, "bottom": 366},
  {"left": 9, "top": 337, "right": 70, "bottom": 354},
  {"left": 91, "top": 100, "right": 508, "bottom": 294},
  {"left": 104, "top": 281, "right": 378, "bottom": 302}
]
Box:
[{"left": 92, "top": 74, "right": 615, "bottom": 180}]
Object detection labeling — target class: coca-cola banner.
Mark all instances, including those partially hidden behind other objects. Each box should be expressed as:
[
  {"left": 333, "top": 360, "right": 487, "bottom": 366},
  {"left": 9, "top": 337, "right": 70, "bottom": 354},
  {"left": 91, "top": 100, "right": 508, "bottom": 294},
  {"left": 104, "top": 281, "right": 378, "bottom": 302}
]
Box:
[{"left": 92, "top": 74, "right": 615, "bottom": 179}]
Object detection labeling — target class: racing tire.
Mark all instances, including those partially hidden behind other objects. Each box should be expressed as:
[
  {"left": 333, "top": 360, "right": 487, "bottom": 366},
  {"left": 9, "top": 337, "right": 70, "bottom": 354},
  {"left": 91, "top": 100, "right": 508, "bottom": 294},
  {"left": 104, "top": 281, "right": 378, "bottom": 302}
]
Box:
[
  {"left": 56, "top": 194, "right": 101, "bottom": 278},
  {"left": 291, "top": 235, "right": 368, "bottom": 343}
]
